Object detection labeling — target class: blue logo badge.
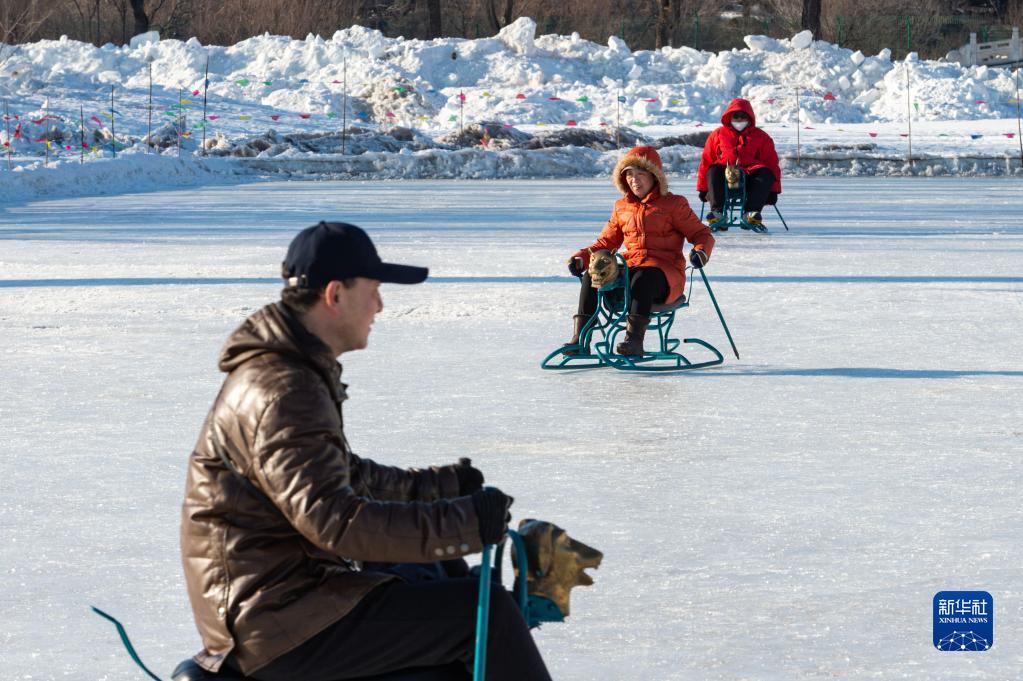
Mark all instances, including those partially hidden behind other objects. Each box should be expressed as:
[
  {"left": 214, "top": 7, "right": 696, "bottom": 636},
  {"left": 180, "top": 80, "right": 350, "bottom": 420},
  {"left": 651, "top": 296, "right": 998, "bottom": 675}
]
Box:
[{"left": 933, "top": 591, "right": 993, "bottom": 651}]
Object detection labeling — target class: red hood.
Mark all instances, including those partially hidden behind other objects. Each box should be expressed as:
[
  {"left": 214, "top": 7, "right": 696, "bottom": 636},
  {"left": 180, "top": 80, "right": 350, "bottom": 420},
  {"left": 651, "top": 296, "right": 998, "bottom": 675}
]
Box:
[{"left": 720, "top": 98, "right": 756, "bottom": 128}]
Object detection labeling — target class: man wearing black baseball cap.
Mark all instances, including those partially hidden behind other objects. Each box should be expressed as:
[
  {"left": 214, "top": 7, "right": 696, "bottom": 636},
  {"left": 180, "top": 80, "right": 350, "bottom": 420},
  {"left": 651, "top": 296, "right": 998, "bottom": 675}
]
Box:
[{"left": 178, "top": 222, "right": 550, "bottom": 681}]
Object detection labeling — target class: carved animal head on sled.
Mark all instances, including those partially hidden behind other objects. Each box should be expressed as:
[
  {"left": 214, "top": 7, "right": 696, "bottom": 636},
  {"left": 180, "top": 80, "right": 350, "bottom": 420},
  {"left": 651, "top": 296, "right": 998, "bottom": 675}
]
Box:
[
  {"left": 514, "top": 519, "right": 603, "bottom": 617},
  {"left": 587, "top": 249, "right": 619, "bottom": 289},
  {"left": 725, "top": 163, "right": 741, "bottom": 190}
]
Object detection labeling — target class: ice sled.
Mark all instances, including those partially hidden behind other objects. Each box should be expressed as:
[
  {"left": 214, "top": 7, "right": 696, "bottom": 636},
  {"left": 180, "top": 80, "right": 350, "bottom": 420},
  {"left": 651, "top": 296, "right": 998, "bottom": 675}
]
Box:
[
  {"left": 541, "top": 255, "right": 730, "bottom": 372},
  {"left": 95, "top": 528, "right": 594, "bottom": 681},
  {"left": 699, "top": 168, "right": 790, "bottom": 234}
]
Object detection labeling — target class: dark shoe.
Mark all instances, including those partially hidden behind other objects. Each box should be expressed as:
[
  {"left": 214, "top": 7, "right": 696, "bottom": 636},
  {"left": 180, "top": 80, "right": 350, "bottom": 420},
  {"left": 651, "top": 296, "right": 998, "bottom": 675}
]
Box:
[
  {"left": 745, "top": 210, "right": 763, "bottom": 225},
  {"left": 563, "top": 314, "right": 590, "bottom": 356},
  {"left": 172, "top": 660, "right": 245, "bottom": 680},
  {"left": 705, "top": 209, "right": 720, "bottom": 225},
  {"left": 615, "top": 314, "right": 649, "bottom": 356}
]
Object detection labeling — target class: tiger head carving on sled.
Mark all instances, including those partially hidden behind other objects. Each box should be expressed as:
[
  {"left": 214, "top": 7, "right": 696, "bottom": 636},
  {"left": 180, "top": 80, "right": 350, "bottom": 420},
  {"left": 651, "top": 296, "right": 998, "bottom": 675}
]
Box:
[
  {"left": 587, "top": 249, "right": 619, "bottom": 289},
  {"left": 514, "top": 519, "right": 604, "bottom": 617}
]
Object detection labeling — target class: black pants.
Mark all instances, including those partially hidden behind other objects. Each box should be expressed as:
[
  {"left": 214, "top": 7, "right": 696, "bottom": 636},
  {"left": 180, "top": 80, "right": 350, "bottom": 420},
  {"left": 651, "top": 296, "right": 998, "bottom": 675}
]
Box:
[
  {"left": 706, "top": 165, "right": 775, "bottom": 213},
  {"left": 242, "top": 576, "right": 551, "bottom": 681},
  {"left": 578, "top": 266, "right": 669, "bottom": 318}
]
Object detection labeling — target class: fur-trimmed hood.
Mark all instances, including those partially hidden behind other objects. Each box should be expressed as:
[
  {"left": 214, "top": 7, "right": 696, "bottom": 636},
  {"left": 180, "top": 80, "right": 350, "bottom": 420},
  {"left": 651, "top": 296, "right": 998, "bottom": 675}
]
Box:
[{"left": 613, "top": 145, "right": 668, "bottom": 197}]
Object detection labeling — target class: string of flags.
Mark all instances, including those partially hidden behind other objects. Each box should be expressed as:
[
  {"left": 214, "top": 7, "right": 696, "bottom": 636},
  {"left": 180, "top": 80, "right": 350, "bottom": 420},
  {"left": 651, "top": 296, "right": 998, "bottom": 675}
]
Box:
[{"left": 3, "top": 83, "right": 1022, "bottom": 157}]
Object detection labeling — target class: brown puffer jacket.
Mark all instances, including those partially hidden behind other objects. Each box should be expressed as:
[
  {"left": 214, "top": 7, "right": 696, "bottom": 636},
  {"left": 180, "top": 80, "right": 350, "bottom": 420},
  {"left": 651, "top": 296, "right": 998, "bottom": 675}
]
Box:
[{"left": 181, "top": 302, "right": 482, "bottom": 675}]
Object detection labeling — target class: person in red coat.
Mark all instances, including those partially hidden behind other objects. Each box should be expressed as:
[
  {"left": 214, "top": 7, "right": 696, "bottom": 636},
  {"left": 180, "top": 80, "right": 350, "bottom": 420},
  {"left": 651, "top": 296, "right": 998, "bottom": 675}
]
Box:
[
  {"left": 696, "top": 98, "right": 782, "bottom": 228},
  {"left": 565, "top": 146, "right": 715, "bottom": 356}
]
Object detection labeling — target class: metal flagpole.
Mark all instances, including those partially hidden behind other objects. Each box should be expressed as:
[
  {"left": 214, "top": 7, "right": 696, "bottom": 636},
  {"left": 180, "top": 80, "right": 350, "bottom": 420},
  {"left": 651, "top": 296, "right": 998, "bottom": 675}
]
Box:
[
  {"left": 110, "top": 86, "right": 116, "bottom": 159},
  {"left": 794, "top": 87, "right": 801, "bottom": 166},
  {"left": 905, "top": 61, "right": 913, "bottom": 167},
  {"left": 202, "top": 54, "right": 210, "bottom": 152},
  {"left": 342, "top": 52, "right": 347, "bottom": 155},
  {"left": 616, "top": 83, "right": 622, "bottom": 149},
  {"left": 1016, "top": 67, "right": 1022, "bottom": 167},
  {"left": 79, "top": 103, "right": 85, "bottom": 164},
  {"left": 4, "top": 99, "right": 11, "bottom": 170},
  {"left": 44, "top": 97, "right": 50, "bottom": 166},
  {"left": 147, "top": 61, "right": 153, "bottom": 153},
  {"left": 177, "top": 87, "right": 182, "bottom": 157}
]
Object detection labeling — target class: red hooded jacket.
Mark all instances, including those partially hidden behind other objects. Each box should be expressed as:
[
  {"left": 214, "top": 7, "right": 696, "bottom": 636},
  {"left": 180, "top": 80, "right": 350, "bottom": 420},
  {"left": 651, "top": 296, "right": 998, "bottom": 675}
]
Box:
[{"left": 696, "top": 98, "right": 781, "bottom": 193}]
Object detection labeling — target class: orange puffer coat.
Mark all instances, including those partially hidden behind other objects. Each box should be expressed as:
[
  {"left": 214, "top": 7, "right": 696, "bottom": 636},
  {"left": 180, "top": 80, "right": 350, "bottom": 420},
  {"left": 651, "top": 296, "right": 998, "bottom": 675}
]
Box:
[{"left": 577, "top": 146, "right": 715, "bottom": 304}]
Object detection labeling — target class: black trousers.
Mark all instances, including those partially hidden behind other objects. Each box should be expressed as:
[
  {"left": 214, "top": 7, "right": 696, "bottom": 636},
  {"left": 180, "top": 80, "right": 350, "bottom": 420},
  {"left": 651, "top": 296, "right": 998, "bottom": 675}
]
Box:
[
  {"left": 241, "top": 576, "right": 551, "bottom": 681},
  {"left": 578, "top": 266, "right": 669, "bottom": 318},
  {"left": 706, "top": 165, "right": 775, "bottom": 213}
]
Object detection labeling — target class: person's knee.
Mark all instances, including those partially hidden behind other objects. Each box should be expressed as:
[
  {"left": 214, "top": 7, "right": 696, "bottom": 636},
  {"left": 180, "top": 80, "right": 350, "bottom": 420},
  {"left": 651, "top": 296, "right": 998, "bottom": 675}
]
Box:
[{"left": 487, "top": 587, "right": 521, "bottom": 623}]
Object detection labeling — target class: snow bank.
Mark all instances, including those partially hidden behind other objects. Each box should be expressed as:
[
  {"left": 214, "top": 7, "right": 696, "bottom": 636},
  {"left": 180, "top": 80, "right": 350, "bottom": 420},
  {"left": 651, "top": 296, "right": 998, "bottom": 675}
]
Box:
[{"left": 2, "top": 21, "right": 1022, "bottom": 199}]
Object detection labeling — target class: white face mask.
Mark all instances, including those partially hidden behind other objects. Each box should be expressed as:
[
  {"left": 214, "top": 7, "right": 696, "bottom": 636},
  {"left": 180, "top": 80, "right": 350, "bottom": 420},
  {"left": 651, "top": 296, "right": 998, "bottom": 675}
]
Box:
[{"left": 731, "top": 120, "right": 749, "bottom": 131}]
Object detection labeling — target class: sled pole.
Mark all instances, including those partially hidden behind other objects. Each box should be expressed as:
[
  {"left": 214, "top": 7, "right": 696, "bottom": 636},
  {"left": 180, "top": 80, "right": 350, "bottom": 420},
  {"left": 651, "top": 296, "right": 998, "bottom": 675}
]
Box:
[
  {"left": 473, "top": 544, "right": 494, "bottom": 681},
  {"left": 773, "top": 204, "right": 790, "bottom": 231},
  {"left": 699, "top": 201, "right": 705, "bottom": 221},
  {"left": 699, "top": 268, "right": 739, "bottom": 359},
  {"left": 91, "top": 607, "right": 164, "bottom": 681}
]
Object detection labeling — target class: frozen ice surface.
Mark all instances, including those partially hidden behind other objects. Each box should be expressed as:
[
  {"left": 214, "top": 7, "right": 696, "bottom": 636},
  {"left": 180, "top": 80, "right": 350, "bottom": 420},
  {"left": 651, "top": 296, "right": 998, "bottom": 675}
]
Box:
[{"left": 1, "top": 177, "right": 1021, "bottom": 680}]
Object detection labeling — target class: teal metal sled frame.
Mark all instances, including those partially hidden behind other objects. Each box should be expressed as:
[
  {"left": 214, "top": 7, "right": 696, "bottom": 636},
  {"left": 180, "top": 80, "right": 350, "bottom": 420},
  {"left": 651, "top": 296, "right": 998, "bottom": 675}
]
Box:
[
  {"left": 540, "top": 255, "right": 727, "bottom": 373},
  {"left": 93, "top": 530, "right": 562, "bottom": 681},
  {"left": 474, "top": 530, "right": 565, "bottom": 680},
  {"left": 698, "top": 170, "right": 790, "bottom": 234}
]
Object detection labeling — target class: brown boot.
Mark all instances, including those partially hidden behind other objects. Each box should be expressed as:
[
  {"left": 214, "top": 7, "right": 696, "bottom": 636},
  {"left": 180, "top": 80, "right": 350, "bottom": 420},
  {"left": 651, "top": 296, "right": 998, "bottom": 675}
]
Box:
[
  {"left": 563, "top": 314, "right": 590, "bottom": 356},
  {"left": 615, "top": 314, "right": 649, "bottom": 356}
]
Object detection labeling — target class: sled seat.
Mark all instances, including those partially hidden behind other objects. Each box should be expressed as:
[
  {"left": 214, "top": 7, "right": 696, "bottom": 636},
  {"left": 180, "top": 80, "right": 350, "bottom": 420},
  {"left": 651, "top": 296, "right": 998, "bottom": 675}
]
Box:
[
  {"left": 173, "top": 659, "right": 466, "bottom": 681},
  {"left": 650, "top": 294, "right": 687, "bottom": 314}
]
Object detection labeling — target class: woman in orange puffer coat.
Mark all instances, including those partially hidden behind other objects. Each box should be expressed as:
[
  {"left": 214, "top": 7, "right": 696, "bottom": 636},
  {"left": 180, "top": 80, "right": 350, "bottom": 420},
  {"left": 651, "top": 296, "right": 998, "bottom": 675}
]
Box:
[
  {"left": 696, "top": 98, "right": 781, "bottom": 228},
  {"left": 565, "top": 145, "right": 715, "bottom": 356}
]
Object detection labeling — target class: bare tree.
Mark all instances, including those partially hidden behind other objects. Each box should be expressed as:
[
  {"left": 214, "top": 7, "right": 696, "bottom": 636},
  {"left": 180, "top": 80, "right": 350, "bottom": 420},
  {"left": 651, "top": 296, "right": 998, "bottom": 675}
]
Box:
[
  {"left": 801, "top": 0, "right": 821, "bottom": 35},
  {"left": 426, "top": 0, "right": 442, "bottom": 38},
  {"left": 0, "top": 0, "right": 51, "bottom": 45},
  {"left": 655, "top": 0, "right": 671, "bottom": 47}
]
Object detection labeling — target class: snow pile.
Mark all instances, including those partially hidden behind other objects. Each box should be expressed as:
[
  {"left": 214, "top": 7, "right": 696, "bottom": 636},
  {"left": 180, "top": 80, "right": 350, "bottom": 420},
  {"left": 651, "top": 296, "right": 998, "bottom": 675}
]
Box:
[
  {"left": 2, "top": 17, "right": 1019, "bottom": 138},
  {"left": 2, "top": 18, "right": 1022, "bottom": 196}
]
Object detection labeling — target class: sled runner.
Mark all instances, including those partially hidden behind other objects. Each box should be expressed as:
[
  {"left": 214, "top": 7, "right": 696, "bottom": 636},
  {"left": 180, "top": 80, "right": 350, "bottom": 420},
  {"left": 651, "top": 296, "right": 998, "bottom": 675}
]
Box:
[
  {"left": 94, "top": 530, "right": 582, "bottom": 681},
  {"left": 541, "top": 254, "right": 733, "bottom": 372},
  {"left": 699, "top": 169, "right": 790, "bottom": 234}
]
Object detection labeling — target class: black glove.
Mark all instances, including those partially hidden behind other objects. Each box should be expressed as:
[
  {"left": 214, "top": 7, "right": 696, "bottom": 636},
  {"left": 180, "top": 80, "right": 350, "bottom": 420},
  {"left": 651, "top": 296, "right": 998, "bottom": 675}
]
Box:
[
  {"left": 689, "top": 249, "right": 707, "bottom": 269},
  {"left": 471, "top": 487, "right": 513, "bottom": 545},
  {"left": 767, "top": 191, "right": 779, "bottom": 205},
  {"left": 454, "top": 457, "right": 484, "bottom": 496},
  {"left": 567, "top": 256, "right": 585, "bottom": 278},
  {"left": 698, "top": 190, "right": 708, "bottom": 203}
]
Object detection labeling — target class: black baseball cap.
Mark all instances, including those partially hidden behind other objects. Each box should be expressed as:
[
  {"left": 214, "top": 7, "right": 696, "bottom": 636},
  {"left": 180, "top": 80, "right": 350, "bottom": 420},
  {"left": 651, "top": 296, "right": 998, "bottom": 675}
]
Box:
[{"left": 282, "top": 221, "right": 428, "bottom": 288}]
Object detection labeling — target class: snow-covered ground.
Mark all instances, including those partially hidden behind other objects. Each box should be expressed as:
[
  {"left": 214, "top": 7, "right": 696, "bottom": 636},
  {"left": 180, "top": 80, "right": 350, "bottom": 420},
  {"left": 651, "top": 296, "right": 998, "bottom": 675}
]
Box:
[
  {"left": 1, "top": 177, "right": 1021, "bottom": 680},
  {"left": 2, "top": 18, "right": 1022, "bottom": 188}
]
